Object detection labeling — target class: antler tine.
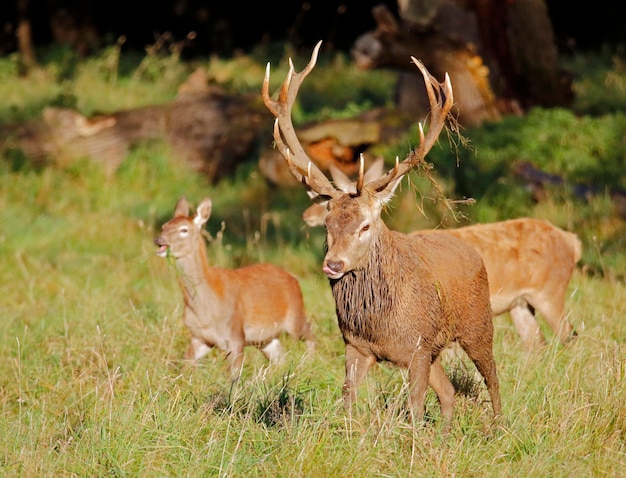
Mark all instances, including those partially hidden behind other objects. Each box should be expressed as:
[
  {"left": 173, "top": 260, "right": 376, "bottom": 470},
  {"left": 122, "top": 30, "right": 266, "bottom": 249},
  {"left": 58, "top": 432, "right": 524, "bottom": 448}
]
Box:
[
  {"left": 366, "top": 60, "right": 454, "bottom": 194},
  {"left": 270, "top": 120, "right": 333, "bottom": 198},
  {"left": 263, "top": 41, "right": 339, "bottom": 200},
  {"left": 355, "top": 154, "right": 365, "bottom": 194},
  {"left": 410, "top": 57, "right": 453, "bottom": 155}
]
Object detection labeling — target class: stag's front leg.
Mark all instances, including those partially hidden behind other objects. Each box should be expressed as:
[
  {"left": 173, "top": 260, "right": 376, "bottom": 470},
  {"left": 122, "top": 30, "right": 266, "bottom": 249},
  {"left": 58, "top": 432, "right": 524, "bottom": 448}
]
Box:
[
  {"left": 407, "top": 349, "right": 433, "bottom": 425},
  {"left": 343, "top": 344, "right": 376, "bottom": 409}
]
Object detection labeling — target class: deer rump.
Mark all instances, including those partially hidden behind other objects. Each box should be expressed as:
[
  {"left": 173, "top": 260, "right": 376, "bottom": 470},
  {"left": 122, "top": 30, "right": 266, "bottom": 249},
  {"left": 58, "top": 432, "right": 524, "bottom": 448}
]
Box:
[{"left": 418, "top": 217, "right": 580, "bottom": 347}]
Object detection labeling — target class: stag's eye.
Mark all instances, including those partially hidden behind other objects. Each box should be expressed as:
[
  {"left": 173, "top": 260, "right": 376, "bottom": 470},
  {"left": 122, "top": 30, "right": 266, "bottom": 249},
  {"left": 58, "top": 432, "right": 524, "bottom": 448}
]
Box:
[
  {"left": 179, "top": 226, "right": 189, "bottom": 236},
  {"left": 361, "top": 224, "right": 370, "bottom": 233}
]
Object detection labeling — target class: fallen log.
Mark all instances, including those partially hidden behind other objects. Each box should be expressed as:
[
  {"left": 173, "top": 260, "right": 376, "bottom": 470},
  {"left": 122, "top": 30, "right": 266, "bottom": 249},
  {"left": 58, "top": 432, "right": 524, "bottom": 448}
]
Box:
[
  {"left": 0, "top": 87, "right": 270, "bottom": 181},
  {"left": 259, "top": 107, "right": 414, "bottom": 187},
  {"left": 1, "top": 67, "right": 415, "bottom": 185}
]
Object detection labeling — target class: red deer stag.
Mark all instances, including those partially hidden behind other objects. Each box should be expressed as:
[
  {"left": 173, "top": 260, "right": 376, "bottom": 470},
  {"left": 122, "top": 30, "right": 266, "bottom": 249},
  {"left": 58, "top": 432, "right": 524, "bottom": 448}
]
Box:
[
  {"left": 263, "top": 41, "right": 501, "bottom": 428},
  {"left": 303, "top": 161, "right": 581, "bottom": 350},
  {"left": 154, "top": 196, "right": 315, "bottom": 379}
]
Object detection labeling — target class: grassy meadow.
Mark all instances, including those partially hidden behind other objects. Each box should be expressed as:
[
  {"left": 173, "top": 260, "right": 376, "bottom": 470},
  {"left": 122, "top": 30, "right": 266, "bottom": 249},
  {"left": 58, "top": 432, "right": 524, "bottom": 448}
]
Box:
[{"left": 0, "top": 43, "right": 625, "bottom": 476}]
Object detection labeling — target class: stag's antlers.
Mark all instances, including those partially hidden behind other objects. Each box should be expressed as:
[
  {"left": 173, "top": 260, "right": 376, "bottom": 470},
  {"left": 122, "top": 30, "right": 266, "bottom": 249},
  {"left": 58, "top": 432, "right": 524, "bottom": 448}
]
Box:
[
  {"left": 262, "top": 41, "right": 454, "bottom": 200},
  {"left": 262, "top": 41, "right": 339, "bottom": 201}
]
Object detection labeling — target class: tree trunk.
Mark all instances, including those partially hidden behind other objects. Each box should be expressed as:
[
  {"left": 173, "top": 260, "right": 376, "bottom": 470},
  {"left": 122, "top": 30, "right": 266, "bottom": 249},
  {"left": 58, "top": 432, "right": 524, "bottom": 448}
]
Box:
[
  {"left": 16, "top": 0, "right": 36, "bottom": 70},
  {"left": 352, "top": 1, "right": 573, "bottom": 126},
  {"left": 505, "top": 0, "right": 573, "bottom": 108}
]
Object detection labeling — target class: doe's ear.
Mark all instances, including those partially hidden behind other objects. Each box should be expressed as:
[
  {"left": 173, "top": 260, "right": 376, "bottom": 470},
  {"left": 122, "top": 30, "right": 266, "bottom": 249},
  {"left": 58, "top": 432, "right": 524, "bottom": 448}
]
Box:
[
  {"left": 194, "top": 197, "right": 213, "bottom": 227},
  {"left": 328, "top": 164, "right": 352, "bottom": 193},
  {"left": 329, "top": 156, "right": 386, "bottom": 195},
  {"left": 306, "top": 189, "right": 333, "bottom": 205},
  {"left": 174, "top": 196, "right": 189, "bottom": 217}
]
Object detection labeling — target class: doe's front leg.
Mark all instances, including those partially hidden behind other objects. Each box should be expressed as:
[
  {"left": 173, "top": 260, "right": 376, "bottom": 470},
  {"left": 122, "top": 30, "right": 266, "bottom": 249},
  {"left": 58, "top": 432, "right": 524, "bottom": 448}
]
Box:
[{"left": 185, "top": 336, "right": 212, "bottom": 363}]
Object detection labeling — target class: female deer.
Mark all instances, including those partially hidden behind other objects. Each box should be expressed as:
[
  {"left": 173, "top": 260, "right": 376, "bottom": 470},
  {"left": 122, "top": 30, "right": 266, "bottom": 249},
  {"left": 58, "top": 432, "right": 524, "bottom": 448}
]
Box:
[{"left": 155, "top": 196, "right": 315, "bottom": 379}]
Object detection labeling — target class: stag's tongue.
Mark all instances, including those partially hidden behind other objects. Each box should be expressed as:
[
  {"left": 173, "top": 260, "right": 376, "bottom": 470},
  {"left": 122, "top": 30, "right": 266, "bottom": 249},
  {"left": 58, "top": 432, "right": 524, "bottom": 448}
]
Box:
[{"left": 323, "top": 265, "right": 344, "bottom": 279}]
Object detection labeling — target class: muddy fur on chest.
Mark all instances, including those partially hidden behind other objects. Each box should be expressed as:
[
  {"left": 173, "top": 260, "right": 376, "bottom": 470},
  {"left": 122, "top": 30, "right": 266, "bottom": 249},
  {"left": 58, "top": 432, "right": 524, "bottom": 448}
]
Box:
[
  {"left": 330, "top": 265, "right": 396, "bottom": 343},
  {"left": 329, "top": 236, "right": 448, "bottom": 353}
]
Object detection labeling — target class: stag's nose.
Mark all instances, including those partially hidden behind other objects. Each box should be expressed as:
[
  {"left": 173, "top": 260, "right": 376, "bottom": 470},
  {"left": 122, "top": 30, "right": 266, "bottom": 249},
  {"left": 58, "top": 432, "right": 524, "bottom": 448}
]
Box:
[
  {"left": 326, "top": 260, "right": 343, "bottom": 272},
  {"left": 323, "top": 260, "right": 345, "bottom": 279}
]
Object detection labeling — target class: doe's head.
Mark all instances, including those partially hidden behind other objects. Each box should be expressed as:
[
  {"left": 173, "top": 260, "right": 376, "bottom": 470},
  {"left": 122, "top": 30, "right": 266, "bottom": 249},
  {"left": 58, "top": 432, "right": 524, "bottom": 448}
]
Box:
[{"left": 154, "top": 196, "right": 212, "bottom": 259}]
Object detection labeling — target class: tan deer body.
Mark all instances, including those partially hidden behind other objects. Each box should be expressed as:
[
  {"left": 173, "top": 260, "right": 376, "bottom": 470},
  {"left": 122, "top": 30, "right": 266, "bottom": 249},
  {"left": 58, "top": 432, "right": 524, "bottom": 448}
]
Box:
[
  {"left": 263, "top": 42, "right": 501, "bottom": 428},
  {"left": 304, "top": 178, "right": 580, "bottom": 349},
  {"left": 155, "top": 197, "right": 315, "bottom": 379},
  {"left": 424, "top": 218, "right": 581, "bottom": 348}
]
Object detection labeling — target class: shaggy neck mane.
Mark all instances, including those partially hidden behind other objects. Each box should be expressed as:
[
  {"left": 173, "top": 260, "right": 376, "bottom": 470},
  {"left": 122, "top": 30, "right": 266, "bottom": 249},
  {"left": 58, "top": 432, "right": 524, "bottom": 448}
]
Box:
[{"left": 330, "top": 231, "right": 396, "bottom": 340}]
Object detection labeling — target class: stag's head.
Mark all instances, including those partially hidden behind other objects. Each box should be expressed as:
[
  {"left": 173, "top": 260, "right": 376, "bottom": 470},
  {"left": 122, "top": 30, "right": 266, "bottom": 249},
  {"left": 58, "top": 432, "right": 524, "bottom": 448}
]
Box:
[
  {"left": 154, "top": 196, "right": 212, "bottom": 260},
  {"left": 263, "top": 41, "right": 453, "bottom": 279}
]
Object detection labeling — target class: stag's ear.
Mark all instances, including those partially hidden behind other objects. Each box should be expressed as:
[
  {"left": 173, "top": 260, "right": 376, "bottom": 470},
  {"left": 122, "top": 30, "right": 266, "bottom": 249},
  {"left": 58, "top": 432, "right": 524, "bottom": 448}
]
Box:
[
  {"left": 377, "top": 175, "right": 403, "bottom": 204},
  {"left": 174, "top": 196, "right": 189, "bottom": 218},
  {"left": 194, "top": 197, "right": 213, "bottom": 227},
  {"left": 364, "top": 157, "right": 385, "bottom": 183}
]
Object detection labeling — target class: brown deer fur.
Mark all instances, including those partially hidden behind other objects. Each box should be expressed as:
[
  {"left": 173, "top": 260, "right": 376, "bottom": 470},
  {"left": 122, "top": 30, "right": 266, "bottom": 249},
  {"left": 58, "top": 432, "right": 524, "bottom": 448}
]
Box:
[
  {"left": 154, "top": 196, "right": 315, "bottom": 379},
  {"left": 325, "top": 193, "right": 501, "bottom": 426}
]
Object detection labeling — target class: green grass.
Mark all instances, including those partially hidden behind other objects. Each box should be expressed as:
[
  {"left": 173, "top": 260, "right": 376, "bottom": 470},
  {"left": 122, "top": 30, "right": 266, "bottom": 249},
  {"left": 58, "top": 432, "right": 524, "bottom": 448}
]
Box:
[{"left": 0, "top": 44, "right": 625, "bottom": 476}]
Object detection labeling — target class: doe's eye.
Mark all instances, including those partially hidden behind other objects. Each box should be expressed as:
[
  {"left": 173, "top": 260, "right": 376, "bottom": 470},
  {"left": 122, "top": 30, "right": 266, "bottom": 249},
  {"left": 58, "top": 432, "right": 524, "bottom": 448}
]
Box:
[{"left": 361, "top": 224, "right": 370, "bottom": 232}]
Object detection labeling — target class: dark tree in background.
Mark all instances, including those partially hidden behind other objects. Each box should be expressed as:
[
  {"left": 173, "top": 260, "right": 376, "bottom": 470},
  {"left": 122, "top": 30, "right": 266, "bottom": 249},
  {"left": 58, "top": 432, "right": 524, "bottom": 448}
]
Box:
[
  {"left": 1, "top": 0, "right": 623, "bottom": 181},
  {"left": 1, "top": 1, "right": 399, "bottom": 58},
  {"left": 2, "top": 0, "right": 623, "bottom": 58},
  {"left": 352, "top": 0, "right": 576, "bottom": 126},
  {"left": 1, "top": 0, "right": 624, "bottom": 127}
]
